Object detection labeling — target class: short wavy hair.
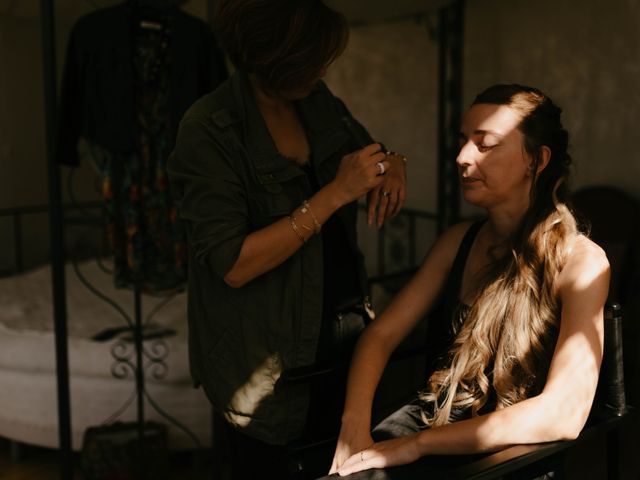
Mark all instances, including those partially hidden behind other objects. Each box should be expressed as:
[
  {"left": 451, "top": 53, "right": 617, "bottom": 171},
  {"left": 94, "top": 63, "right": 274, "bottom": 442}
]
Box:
[{"left": 214, "top": 0, "right": 348, "bottom": 93}]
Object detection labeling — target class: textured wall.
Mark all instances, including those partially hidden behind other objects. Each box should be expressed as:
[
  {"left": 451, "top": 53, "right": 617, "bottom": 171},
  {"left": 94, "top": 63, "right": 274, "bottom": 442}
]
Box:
[
  {"left": 462, "top": 0, "right": 640, "bottom": 214},
  {"left": 325, "top": 18, "right": 439, "bottom": 212},
  {"left": 324, "top": 18, "right": 441, "bottom": 273}
]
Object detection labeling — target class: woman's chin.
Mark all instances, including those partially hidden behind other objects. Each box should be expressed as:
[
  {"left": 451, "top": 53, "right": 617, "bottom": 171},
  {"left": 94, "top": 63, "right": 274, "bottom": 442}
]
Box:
[{"left": 461, "top": 191, "right": 489, "bottom": 209}]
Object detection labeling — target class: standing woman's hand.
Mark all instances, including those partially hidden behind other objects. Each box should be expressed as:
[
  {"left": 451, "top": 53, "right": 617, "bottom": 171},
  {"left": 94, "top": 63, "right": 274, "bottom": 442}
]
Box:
[
  {"left": 367, "top": 152, "right": 407, "bottom": 227},
  {"left": 331, "top": 144, "right": 390, "bottom": 205}
]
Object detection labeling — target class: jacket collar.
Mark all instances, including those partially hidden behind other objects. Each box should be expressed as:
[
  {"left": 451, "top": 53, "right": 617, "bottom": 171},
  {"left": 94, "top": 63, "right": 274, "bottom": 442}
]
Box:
[
  {"left": 297, "top": 83, "right": 351, "bottom": 173},
  {"left": 231, "top": 71, "right": 291, "bottom": 175},
  {"left": 230, "top": 72, "right": 350, "bottom": 176}
]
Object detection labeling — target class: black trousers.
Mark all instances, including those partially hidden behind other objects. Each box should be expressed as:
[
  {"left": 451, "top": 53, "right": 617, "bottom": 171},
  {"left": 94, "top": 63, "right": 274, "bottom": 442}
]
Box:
[{"left": 314, "top": 399, "right": 555, "bottom": 480}]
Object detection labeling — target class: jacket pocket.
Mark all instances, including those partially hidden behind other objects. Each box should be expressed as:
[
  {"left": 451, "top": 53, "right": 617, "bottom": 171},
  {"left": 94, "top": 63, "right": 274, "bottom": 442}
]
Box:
[{"left": 251, "top": 163, "right": 306, "bottom": 222}]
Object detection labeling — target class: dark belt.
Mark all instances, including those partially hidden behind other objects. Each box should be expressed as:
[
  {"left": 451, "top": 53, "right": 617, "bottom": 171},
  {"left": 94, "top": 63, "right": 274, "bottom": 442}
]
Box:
[
  {"left": 318, "top": 295, "right": 375, "bottom": 362},
  {"left": 280, "top": 298, "right": 375, "bottom": 385}
]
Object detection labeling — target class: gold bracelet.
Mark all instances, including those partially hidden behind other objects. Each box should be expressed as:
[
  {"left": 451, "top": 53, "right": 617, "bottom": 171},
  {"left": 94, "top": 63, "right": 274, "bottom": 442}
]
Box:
[
  {"left": 300, "top": 200, "right": 321, "bottom": 234},
  {"left": 288, "top": 215, "right": 306, "bottom": 244}
]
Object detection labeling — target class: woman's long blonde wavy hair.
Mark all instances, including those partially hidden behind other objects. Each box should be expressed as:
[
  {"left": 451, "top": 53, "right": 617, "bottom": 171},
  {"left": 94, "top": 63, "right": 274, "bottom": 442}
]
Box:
[{"left": 420, "top": 85, "right": 578, "bottom": 427}]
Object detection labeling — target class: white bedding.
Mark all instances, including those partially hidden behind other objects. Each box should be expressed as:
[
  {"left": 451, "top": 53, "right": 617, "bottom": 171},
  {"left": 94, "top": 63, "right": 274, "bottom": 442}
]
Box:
[{"left": 0, "top": 260, "right": 211, "bottom": 450}]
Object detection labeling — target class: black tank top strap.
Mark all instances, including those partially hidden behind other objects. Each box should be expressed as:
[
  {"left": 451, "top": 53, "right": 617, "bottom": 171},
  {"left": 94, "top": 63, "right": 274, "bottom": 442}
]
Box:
[
  {"left": 442, "top": 219, "right": 485, "bottom": 304},
  {"left": 423, "top": 220, "right": 486, "bottom": 377}
]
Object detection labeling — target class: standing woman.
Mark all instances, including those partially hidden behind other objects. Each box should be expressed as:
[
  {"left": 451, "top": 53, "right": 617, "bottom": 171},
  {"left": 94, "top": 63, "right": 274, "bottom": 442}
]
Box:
[
  {"left": 330, "top": 85, "right": 610, "bottom": 476},
  {"left": 167, "top": 0, "right": 407, "bottom": 477}
]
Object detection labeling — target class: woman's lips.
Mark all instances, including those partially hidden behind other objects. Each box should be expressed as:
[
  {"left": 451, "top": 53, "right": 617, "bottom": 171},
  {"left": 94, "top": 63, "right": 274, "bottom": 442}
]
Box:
[{"left": 461, "top": 176, "right": 480, "bottom": 185}]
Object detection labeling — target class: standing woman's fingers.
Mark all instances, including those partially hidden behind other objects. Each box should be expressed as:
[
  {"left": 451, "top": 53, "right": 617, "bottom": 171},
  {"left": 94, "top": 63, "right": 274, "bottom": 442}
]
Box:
[
  {"left": 367, "top": 158, "right": 389, "bottom": 222},
  {"left": 364, "top": 153, "right": 391, "bottom": 226},
  {"left": 361, "top": 142, "right": 385, "bottom": 157},
  {"left": 377, "top": 189, "right": 391, "bottom": 227},
  {"left": 367, "top": 188, "right": 380, "bottom": 226},
  {"left": 373, "top": 159, "right": 390, "bottom": 177},
  {"left": 385, "top": 189, "right": 399, "bottom": 219},
  {"left": 391, "top": 184, "right": 405, "bottom": 217}
]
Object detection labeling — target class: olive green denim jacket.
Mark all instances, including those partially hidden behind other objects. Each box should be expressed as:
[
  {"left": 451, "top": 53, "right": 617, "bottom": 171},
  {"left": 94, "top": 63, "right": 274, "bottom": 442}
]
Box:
[{"left": 167, "top": 71, "right": 371, "bottom": 444}]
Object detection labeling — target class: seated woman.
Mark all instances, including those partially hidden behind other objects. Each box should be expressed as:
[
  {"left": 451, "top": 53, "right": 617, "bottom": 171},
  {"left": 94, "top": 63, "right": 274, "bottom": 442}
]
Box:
[{"left": 329, "top": 84, "right": 610, "bottom": 476}]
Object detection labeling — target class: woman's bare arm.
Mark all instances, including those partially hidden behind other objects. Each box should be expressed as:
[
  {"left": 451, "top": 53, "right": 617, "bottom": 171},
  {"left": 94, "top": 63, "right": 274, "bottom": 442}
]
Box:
[
  {"left": 329, "top": 222, "right": 474, "bottom": 472},
  {"left": 337, "top": 236, "right": 610, "bottom": 476}
]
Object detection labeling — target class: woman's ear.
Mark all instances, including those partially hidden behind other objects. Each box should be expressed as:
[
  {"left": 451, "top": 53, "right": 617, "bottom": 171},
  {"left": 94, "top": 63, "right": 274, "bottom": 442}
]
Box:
[{"left": 535, "top": 146, "right": 551, "bottom": 174}]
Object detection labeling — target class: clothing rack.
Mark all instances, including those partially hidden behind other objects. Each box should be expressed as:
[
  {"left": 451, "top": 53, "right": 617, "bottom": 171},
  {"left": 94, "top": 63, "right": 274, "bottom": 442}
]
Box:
[
  {"left": 39, "top": 1, "right": 464, "bottom": 478},
  {"left": 39, "top": 1, "right": 219, "bottom": 478}
]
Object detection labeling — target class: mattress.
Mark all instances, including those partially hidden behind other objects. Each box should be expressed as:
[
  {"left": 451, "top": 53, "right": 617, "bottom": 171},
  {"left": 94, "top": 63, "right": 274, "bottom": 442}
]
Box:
[{"left": 0, "top": 259, "right": 211, "bottom": 450}]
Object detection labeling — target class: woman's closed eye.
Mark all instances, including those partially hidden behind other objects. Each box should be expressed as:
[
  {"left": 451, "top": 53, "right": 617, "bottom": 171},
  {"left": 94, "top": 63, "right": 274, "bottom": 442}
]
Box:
[
  {"left": 459, "top": 132, "right": 499, "bottom": 152},
  {"left": 476, "top": 142, "right": 499, "bottom": 152}
]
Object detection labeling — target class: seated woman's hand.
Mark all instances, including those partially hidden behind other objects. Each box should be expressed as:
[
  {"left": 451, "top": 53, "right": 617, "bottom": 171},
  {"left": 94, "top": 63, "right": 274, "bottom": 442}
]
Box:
[
  {"left": 367, "top": 152, "right": 407, "bottom": 227},
  {"left": 336, "top": 434, "right": 422, "bottom": 476},
  {"left": 329, "top": 422, "right": 374, "bottom": 475}
]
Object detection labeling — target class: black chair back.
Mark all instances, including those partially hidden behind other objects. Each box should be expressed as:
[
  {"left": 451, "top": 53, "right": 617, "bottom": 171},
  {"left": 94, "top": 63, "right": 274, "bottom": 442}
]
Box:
[{"left": 594, "top": 303, "right": 627, "bottom": 419}]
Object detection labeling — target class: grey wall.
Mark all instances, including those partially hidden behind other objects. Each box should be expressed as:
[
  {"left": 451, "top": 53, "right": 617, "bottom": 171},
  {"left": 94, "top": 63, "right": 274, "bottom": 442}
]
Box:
[
  {"left": 324, "top": 18, "right": 440, "bottom": 273},
  {"left": 326, "top": 19, "right": 439, "bottom": 212},
  {"left": 462, "top": 0, "right": 640, "bottom": 215}
]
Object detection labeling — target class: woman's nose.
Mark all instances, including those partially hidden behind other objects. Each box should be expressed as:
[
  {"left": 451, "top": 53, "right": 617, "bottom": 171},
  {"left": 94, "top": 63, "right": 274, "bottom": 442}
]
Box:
[{"left": 456, "top": 141, "right": 474, "bottom": 168}]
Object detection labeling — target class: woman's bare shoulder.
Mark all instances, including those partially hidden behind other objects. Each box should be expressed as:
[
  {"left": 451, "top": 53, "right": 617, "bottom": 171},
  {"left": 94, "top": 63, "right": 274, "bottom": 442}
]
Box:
[
  {"left": 425, "top": 220, "right": 478, "bottom": 269},
  {"left": 439, "top": 220, "right": 477, "bottom": 245},
  {"left": 559, "top": 235, "right": 610, "bottom": 294}
]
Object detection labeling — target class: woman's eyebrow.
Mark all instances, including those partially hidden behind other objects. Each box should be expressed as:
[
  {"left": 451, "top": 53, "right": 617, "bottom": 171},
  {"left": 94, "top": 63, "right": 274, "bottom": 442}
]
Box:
[
  {"left": 473, "top": 129, "right": 504, "bottom": 139},
  {"left": 459, "top": 129, "right": 504, "bottom": 141}
]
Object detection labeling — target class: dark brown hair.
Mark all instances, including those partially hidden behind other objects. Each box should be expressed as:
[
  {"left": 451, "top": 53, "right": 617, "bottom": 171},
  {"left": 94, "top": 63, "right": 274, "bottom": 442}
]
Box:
[{"left": 214, "top": 0, "right": 349, "bottom": 93}]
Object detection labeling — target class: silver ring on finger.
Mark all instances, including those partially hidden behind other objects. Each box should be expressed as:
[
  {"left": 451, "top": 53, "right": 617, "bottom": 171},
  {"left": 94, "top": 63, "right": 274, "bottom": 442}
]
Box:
[
  {"left": 381, "top": 190, "right": 390, "bottom": 197},
  {"left": 376, "top": 161, "right": 386, "bottom": 175}
]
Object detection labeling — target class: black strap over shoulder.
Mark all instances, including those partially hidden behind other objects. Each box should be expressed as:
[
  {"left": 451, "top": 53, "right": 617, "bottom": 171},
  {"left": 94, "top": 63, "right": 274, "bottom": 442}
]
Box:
[
  {"left": 442, "top": 220, "right": 485, "bottom": 309},
  {"left": 423, "top": 220, "right": 485, "bottom": 377}
]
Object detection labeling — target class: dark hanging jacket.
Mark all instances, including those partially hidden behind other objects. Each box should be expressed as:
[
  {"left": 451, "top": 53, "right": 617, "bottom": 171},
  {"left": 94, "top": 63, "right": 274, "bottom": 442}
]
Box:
[{"left": 56, "top": 2, "right": 227, "bottom": 166}]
